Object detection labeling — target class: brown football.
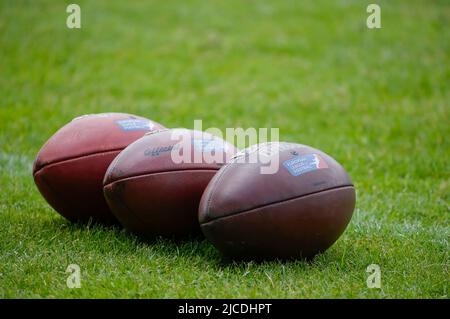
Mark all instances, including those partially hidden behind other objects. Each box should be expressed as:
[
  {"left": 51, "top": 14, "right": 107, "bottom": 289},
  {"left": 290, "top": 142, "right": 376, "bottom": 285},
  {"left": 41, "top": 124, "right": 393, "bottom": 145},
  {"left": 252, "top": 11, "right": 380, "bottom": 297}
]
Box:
[
  {"left": 33, "top": 113, "right": 165, "bottom": 224},
  {"left": 103, "top": 128, "right": 238, "bottom": 239},
  {"left": 198, "top": 142, "right": 356, "bottom": 260}
]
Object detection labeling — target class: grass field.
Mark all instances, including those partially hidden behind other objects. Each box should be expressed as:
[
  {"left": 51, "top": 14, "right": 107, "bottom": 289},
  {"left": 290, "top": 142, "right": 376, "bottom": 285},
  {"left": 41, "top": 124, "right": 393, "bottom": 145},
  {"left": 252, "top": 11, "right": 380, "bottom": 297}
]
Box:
[{"left": 0, "top": 0, "right": 448, "bottom": 298}]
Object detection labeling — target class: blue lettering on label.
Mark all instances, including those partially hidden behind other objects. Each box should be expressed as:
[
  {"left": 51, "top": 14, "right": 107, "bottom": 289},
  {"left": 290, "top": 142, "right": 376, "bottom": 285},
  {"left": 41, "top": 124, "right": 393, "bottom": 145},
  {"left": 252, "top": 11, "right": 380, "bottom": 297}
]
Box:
[
  {"left": 192, "top": 139, "right": 227, "bottom": 152},
  {"left": 283, "top": 153, "right": 328, "bottom": 176},
  {"left": 116, "top": 119, "right": 153, "bottom": 131}
]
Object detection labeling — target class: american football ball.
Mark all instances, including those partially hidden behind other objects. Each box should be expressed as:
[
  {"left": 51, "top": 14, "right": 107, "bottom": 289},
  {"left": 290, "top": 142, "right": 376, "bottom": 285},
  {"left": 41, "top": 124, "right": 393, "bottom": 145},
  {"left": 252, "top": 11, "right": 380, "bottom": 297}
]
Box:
[
  {"left": 33, "top": 113, "right": 165, "bottom": 224},
  {"left": 198, "top": 142, "right": 356, "bottom": 260},
  {"left": 103, "top": 128, "right": 238, "bottom": 239}
]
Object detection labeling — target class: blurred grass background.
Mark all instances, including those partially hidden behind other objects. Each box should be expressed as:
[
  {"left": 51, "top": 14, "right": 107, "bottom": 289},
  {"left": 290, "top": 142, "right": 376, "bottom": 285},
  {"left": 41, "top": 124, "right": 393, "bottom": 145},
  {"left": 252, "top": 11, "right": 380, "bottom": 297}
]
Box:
[{"left": 0, "top": 0, "right": 448, "bottom": 298}]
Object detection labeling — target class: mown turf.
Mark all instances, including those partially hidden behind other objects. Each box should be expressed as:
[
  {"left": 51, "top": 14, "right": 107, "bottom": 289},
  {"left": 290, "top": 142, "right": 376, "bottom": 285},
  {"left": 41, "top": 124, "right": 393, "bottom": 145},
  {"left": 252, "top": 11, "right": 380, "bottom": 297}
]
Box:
[{"left": 0, "top": 0, "right": 448, "bottom": 298}]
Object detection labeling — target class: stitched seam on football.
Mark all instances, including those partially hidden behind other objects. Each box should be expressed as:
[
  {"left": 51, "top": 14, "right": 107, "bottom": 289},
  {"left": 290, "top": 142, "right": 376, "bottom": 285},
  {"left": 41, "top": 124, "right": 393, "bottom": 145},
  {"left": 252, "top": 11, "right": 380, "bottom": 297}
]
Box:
[
  {"left": 199, "top": 185, "right": 355, "bottom": 224},
  {"left": 33, "top": 148, "right": 124, "bottom": 174},
  {"left": 102, "top": 169, "right": 220, "bottom": 187}
]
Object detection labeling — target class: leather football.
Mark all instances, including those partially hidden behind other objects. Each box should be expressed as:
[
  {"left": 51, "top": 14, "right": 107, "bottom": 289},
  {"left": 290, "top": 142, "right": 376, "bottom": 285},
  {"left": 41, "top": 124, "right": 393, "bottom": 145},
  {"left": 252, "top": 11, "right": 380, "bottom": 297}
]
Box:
[
  {"left": 103, "top": 128, "right": 238, "bottom": 238},
  {"left": 198, "top": 142, "right": 356, "bottom": 260},
  {"left": 33, "top": 113, "right": 165, "bottom": 224}
]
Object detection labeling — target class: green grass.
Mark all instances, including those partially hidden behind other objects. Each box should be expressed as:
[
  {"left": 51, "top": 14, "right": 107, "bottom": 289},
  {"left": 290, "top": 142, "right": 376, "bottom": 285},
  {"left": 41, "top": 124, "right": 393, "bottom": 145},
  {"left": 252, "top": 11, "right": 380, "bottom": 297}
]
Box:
[{"left": 0, "top": 0, "right": 448, "bottom": 298}]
